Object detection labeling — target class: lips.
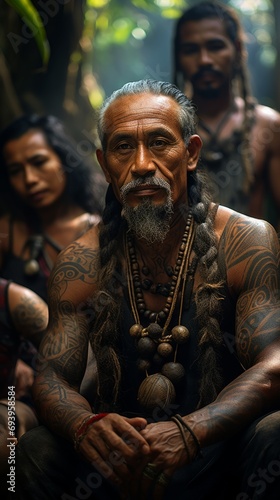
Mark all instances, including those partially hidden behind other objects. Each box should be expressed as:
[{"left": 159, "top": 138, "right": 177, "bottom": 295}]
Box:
[
  {"left": 192, "top": 69, "right": 222, "bottom": 84},
  {"left": 27, "top": 190, "right": 48, "bottom": 202},
  {"left": 129, "top": 185, "right": 161, "bottom": 196}
]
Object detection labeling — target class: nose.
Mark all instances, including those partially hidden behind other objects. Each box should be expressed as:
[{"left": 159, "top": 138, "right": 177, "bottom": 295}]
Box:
[
  {"left": 131, "top": 144, "right": 156, "bottom": 177},
  {"left": 23, "top": 165, "right": 39, "bottom": 185},
  {"left": 198, "top": 48, "right": 213, "bottom": 66}
]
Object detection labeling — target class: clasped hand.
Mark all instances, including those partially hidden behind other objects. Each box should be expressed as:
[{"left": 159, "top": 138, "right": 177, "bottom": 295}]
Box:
[{"left": 77, "top": 413, "right": 196, "bottom": 499}]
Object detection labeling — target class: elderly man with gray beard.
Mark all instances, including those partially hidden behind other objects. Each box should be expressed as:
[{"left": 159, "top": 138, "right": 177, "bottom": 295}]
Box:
[{"left": 15, "top": 80, "right": 280, "bottom": 500}]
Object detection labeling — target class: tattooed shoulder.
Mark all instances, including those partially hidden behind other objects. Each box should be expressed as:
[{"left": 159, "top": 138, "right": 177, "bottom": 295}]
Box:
[
  {"left": 219, "top": 214, "right": 280, "bottom": 291},
  {"left": 48, "top": 240, "right": 100, "bottom": 303}
]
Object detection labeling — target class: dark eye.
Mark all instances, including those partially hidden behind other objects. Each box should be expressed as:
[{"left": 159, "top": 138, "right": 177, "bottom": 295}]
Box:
[
  {"left": 7, "top": 165, "right": 22, "bottom": 176},
  {"left": 117, "top": 143, "right": 131, "bottom": 150},
  {"left": 151, "top": 139, "right": 167, "bottom": 147},
  {"left": 180, "top": 44, "right": 198, "bottom": 56},
  {"left": 32, "top": 156, "right": 47, "bottom": 166},
  {"left": 208, "top": 40, "right": 226, "bottom": 51}
]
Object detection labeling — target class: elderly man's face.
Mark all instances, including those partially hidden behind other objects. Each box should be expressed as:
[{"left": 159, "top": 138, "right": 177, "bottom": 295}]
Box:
[
  {"left": 97, "top": 94, "right": 201, "bottom": 243},
  {"left": 96, "top": 93, "right": 201, "bottom": 241}
]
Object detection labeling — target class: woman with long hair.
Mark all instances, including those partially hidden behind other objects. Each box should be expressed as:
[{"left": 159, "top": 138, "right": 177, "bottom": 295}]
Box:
[{"left": 0, "top": 114, "right": 105, "bottom": 301}]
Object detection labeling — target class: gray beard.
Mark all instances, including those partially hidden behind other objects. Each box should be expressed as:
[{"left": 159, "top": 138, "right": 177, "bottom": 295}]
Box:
[{"left": 120, "top": 178, "right": 174, "bottom": 244}]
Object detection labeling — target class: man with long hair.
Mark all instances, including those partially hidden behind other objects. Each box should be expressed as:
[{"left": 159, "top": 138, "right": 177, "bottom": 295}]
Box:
[
  {"left": 15, "top": 80, "right": 280, "bottom": 499},
  {"left": 173, "top": 1, "right": 280, "bottom": 230}
]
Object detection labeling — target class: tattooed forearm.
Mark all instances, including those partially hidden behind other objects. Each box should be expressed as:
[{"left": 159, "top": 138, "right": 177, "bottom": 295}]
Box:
[
  {"left": 30, "top": 239, "right": 101, "bottom": 441},
  {"left": 187, "top": 351, "right": 280, "bottom": 448},
  {"left": 33, "top": 373, "right": 92, "bottom": 438},
  {"left": 34, "top": 316, "right": 92, "bottom": 439},
  {"left": 186, "top": 215, "right": 280, "bottom": 448}
]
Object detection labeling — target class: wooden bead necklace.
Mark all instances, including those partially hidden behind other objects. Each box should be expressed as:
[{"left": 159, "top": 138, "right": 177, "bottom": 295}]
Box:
[
  {"left": 125, "top": 212, "right": 196, "bottom": 414},
  {"left": 139, "top": 256, "right": 174, "bottom": 297}
]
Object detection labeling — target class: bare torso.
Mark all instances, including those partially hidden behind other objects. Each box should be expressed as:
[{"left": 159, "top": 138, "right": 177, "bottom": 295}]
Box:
[
  {"left": 197, "top": 97, "right": 280, "bottom": 228},
  {"left": 0, "top": 208, "right": 100, "bottom": 270}
]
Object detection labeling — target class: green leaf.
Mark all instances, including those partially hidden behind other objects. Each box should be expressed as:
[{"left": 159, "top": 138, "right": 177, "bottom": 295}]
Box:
[
  {"left": 161, "top": 8, "right": 185, "bottom": 19},
  {"left": 4, "top": 0, "right": 50, "bottom": 66}
]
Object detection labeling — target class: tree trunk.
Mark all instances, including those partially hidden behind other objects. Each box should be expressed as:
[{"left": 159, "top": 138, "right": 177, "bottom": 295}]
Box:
[{"left": 0, "top": 0, "right": 97, "bottom": 141}]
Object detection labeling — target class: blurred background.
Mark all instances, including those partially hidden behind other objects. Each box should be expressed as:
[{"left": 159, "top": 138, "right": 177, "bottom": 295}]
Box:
[{"left": 1, "top": 0, "right": 279, "bottom": 146}]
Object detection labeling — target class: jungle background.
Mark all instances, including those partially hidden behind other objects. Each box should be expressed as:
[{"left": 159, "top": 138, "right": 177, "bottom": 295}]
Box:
[{"left": 1, "top": 0, "right": 279, "bottom": 155}]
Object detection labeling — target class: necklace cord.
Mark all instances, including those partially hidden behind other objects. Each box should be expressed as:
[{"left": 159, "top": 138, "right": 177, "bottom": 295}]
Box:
[
  {"left": 178, "top": 220, "right": 195, "bottom": 327},
  {"left": 126, "top": 231, "right": 140, "bottom": 325},
  {"left": 198, "top": 102, "right": 236, "bottom": 142},
  {"left": 125, "top": 215, "right": 195, "bottom": 334},
  {"left": 125, "top": 215, "right": 196, "bottom": 412},
  {"left": 162, "top": 217, "right": 194, "bottom": 335}
]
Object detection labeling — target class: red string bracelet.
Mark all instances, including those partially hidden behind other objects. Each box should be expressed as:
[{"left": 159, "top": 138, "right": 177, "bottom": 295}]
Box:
[{"left": 74, "top": 413, "right": 108, "bottom": 451}]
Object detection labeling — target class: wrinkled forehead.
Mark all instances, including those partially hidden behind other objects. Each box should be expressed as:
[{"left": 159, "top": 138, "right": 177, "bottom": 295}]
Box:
[{"left": 102, "top": 93, "right": 181, "bottom": 134}]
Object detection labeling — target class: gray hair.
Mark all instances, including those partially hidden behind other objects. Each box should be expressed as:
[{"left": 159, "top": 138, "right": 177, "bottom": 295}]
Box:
[{"left": 97, "top": 79, "right": 197, "bottom": 149}]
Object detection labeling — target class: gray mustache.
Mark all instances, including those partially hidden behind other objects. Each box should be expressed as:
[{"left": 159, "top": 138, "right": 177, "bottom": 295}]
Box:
[{"left": 120, "top": 177, "right": 171, "bottom": 199}]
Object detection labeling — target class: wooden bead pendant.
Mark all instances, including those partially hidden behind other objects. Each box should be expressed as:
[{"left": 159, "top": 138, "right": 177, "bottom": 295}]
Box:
[
  {"left": 129, "top": 324, "right": 143, "bottom": 338},
  {"left": 137, "top": 373, "right": 176, "bottom": 413},
  {"left": 24, "top": 259, "right": 40, "bottom": 276},
  {"left": 137, "top": 337, "right": 157, "bottom": 357},
  {"left": 126, "top": 212, "right": 195, "bottom": 414},
  {"left": 157, "top": 342, "right": 173, "bottom": 358},
  {"left": 171, "top": 325, "right": 190, "bottom": 344},
  {"left": 161, "top": 362, "right": 185, "bottom": 384}
]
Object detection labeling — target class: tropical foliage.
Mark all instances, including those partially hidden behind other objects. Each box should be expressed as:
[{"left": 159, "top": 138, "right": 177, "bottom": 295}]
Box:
[{"left": 1, "top": 0, "right": 278, "bottom": 142}]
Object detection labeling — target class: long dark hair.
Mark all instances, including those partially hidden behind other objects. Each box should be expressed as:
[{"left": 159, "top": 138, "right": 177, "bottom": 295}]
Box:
[
  {"left": 172, "top": 0, "right": 255, "bottom": 192},
  {"left": 0, "top": 114, "right": 106, "bottom": 224}
]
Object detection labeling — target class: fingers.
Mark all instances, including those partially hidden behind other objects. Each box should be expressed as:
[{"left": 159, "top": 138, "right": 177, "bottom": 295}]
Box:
[
  {"left": 78, "top": 414, "right": 150, "bottom": 490},
  {"left": 123, "top": 416, "right": 148, "bottom": 430},
  {"left": 132, "top": 463, "right": 172, "bottom": 500},
  {"left": 152, "top": 472, "right": 172, "bottom": 500},
  {"left": 92, "top": 448, "right": 128, "bottom": 489},
  {"left": 81, "top": 431, "right": 132, "bottom": 490},
  {"left": 122, "top": 416, "right": 150, "bottom": 454},
  {"left": 103, "top": 416, "right": 150, "bottom": 462}
]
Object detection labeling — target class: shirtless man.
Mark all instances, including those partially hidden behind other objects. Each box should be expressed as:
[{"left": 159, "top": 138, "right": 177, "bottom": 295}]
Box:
[
  {"left": 15, "top": 79, "right": 280, "bottom": 500},
  {"left": 173, "top": 0, "right": 280, "bottom": 229}
]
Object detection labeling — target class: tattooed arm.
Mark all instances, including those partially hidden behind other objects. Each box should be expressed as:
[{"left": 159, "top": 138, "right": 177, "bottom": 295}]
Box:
[
  {"left": 32, "top": 230, "right": 150, "bottom": 486},
  {"left": 32, "top": 234, "right": 101, "bottom": 439},
  {"left": 193, "top": 213, "right": 280, "bottom": 443},
  {"left": 140, "top": 211, "right": 280, "bottom": 475},
  {"left": 8, "top": 282, "right": 48, "bottom": 348}
]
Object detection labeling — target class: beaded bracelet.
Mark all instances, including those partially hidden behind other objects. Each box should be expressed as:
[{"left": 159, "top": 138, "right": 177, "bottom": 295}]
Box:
[
  {"left": 171, "top": 414, "right": 203, "bottom": 459},
  {"left": 74, "top": 413, "right": 108, "bottom": 451}
]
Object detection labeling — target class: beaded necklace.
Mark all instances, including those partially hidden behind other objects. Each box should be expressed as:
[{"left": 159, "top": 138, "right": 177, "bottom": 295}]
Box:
[{"left": 126, "top": 212, "right": 196, "bottom": 414}]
